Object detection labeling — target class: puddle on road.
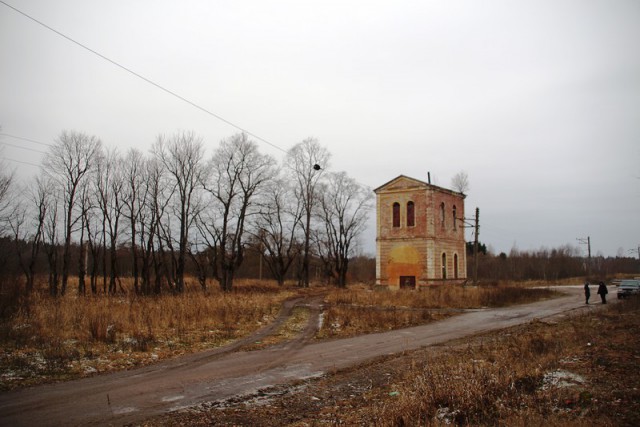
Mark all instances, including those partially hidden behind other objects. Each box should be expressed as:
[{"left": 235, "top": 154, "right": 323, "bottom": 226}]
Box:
[
  {"left": 161, "top": 395, "right": 185, "bottom": 402},
  {"left": 113, "top": 406, "right": 138, "bottom": 415}
]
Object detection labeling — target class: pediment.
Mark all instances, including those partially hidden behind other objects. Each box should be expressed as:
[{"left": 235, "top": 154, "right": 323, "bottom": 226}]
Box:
[{"left": 374, "top": 175, "right": 429, "bottom": 193}]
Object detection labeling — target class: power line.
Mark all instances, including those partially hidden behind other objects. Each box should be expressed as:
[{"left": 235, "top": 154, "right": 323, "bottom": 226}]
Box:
[
  {"left": 1, "top": 156, "right": 41, "bottom": 168},
  {"left": 0, "top": 0, "right": 288, "bottom": 155},
  {"left": 0, "top": 132, "right": 52, "bottom": 147},
  {"left": 0, "top": 141, "right": 48, "bottom": 154}
]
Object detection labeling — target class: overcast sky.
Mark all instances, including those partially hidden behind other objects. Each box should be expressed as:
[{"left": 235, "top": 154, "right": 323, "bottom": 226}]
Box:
[{"left": 1, "top": 0, "right": 639, "bottom": 258}]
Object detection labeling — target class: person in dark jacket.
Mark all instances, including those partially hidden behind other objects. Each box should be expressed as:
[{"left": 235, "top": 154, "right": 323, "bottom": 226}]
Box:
[
  {"left": 584, "top": 281, "right": 591, "bottom": 304},
  {"left": 597, "top": 281, "right": 608, "bottom": 304}
]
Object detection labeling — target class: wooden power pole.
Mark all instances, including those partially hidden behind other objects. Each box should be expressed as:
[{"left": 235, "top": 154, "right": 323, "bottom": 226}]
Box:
[
  {"left": 473, "top": 207, "right": 479, "bottom": 285},
  {"left": 577, "top": 236, "right": 591, "bottom": 277}
]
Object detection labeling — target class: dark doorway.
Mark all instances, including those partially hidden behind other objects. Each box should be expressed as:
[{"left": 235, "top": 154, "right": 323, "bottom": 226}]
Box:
[{"left": 400, "top": 276, "right": 416, "bottom": 289}]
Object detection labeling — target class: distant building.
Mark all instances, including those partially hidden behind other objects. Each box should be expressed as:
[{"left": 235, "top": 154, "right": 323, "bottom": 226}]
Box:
[{"left": 374, "top": 175, "right": 467, "bottom": 288}]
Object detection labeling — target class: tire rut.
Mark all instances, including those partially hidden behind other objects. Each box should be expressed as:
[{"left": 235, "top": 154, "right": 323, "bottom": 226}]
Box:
[{"left": 166, "top": 293, "right": 326, "bottom": 371}]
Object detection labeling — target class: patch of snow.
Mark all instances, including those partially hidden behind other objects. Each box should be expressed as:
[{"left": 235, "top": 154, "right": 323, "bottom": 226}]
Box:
[
  {"left": 542, "top": 370, "right": 586, "bottom": 390},
  {"left": 436, "top": 407, "right": 461, "bottom": 424},
  {"left": 12, "top": 323, "right": 31, "bottom": 331},
  {"left": 123, "top": 337, "right": 138, "bottom": 345}
]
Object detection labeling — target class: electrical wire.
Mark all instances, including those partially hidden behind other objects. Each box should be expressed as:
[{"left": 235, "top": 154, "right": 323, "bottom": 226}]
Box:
[
  {"left": 0, "top": 0, "right": 288, "bottom": 155},
  {"left": 0, "top": 132, "right": 52, "bottom": 147},
  {"left": 1, "top": 156, "right": 41, "bottom": 168},
  {"left": 0, "top": 141, "right": 47, "bottom": 155}
]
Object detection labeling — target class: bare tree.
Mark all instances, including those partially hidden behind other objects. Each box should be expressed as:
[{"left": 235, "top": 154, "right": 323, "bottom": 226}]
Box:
[
  {"left": 43, "top": 130, "right": 102, "bottom": 295},
  {"left": 140, "top": 157, "right": 171, "bottom": 294},
  {"left": 43, "top": 188, "right": 60, "bottom": 296},
  {"left": 152, "top": 131, "right": 205, "bottom": 292},
  {"left": 286, "top": 138, "right": 331, "bottom": 287},
  {"left": 0, "top": 153, "right": 15, "bottom": 237},
  {"left": 252, "top": 176, "right": 303, "bottom": 286},
  {"left": 95, "top": 148, "right": 125, "bottom": 294},
  {"left": 82, "top": 190, "right": 101, "bottom": 295},
  {"left": 202, "top": 133, "right": 276, "bottom": 292},
  {"left": 451, "top": 171, "right": 470, "bottom": 194},
  {"left": 315, "top": 171, "right": 373, "bottom": 287},
  {"left": 122, "top": 148, "right": 145, "bottom": 294},
  {"left": 76, "top": 180, "right": 94, "bottom": 295},
  {"left": 10, "top": 177, "right": 47, "bottom": 293}
]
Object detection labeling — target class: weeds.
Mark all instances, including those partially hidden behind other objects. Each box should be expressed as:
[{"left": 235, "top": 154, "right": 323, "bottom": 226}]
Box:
[
  {"left": 1, "top": 278, "right": 561, "bottom": 392},
  {"left": 363, "top": 299, "right": 640, "bottom": 426},
  {"left": 0, "top": 277, "right": 293, "bottom": 390},
  {"left": 320, "top": 284, "right": 558, "bottom": 339}
]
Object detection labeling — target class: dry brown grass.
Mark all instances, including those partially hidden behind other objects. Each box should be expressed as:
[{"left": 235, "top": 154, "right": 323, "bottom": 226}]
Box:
[
  {"left": 0, "top": 278, "right": 561, "bottom": 391},
  {"left": 149, "top": 289, "right": 640, "bottom": 426},
  {"left": 363, "top": 299, "right": 640, "bottom": 426},
  {"left": 0, "top": 277, "right": 294, "bottom": 390},
  {"left": 319, "top": 283, "right": 559, "bottom": 339},
  {"left": 325, "top": 283, "right": 558, "bottom": 309}
]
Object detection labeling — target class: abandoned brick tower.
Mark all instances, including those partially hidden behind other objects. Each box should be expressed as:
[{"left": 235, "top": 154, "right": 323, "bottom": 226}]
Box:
[{"left": 375, "top": 175, "right": 467, "bottom": 288}]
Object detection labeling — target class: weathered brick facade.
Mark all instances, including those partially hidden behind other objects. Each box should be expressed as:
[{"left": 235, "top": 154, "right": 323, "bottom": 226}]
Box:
[{"left": 375, "top": 175, "right": 467, "bottom": 288}]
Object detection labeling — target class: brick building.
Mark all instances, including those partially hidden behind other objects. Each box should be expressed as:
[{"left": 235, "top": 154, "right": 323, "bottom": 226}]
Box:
[{"left": 374, "top": 175, "right": 467, "bottom": 288}]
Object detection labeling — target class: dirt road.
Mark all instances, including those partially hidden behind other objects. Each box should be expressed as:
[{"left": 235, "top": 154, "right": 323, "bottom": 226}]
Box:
[{"left": 0, "top": 286, "right": 597, "bottom": 426}]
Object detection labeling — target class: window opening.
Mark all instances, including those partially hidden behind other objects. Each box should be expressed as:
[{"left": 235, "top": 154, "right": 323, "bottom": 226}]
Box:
[
  {"left": 407, "top": 201, "right": 415, "bottom": 227},
  {"left": 453, "top": 205, "right": 457, "bottom": 231},
  {"left": 454, "top": 253, "right": 459, "bottom": 278},
  {"left": 392, "top": 202, "right": 400, "bottom": 228},
  {"left": 441, "top": 253, "right": 447, "bottom": 279}
]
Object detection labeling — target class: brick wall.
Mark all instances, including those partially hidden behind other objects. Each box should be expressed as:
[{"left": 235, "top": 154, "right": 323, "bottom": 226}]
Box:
[{"left": 375, "top": 176, "right": 466, "bottom": 288}]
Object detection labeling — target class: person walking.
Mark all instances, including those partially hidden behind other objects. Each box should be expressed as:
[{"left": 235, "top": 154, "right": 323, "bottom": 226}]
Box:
[
  {"left": 597, "top": 281, "right": 608, "bottom": 304},
  {"left": 584, "top": 281, "right": 591, "bottom": 304}
]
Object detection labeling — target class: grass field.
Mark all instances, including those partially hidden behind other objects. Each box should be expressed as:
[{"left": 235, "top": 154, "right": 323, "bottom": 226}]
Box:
[
  {"left": 0, "top": 277, "right": 561, "bottom": 390},
  {"left": 165, "top": 292, "right": 640, "bottom": 426}
]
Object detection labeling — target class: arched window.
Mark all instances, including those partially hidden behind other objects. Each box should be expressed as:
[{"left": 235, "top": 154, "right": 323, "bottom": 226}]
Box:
[
  {"left": 452, "top": 205, "right": 457, "bottom": 231},
  {"left": 392, "top": 202, "right": 400, "bottom": 228},
  {"left": 454, "top": 253, "right": 459, "bottom": 278},
  {"left": 441, "top": 253, "right": 447, "bottom": 279},
  {"left": 407, "top": 201, "right": 415, "bottom": 227},
  {"left": 440, "top": 202, "right": 445, "bottom": 229}
]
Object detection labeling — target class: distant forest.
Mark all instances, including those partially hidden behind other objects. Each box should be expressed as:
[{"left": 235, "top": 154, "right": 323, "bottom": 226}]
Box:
[{"left": 468, "top": 242, "right": 639, "bottom": 282}]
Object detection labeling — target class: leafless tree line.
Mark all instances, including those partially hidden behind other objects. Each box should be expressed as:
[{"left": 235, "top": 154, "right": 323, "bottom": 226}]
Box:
[
  {"left": 1, "top": 130, "right": 373, "bottom": 295},
  {"left": 473, "top": 244, "right": 640, "bottom": 282}
]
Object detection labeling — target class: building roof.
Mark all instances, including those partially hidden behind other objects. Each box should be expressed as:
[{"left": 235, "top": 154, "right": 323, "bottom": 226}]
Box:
[{"left": 373, "top": 174, "right": 466, "bottom": 198}]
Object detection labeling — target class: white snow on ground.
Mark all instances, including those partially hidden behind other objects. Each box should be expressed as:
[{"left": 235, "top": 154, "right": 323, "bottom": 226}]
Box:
[{"left": 542, "top": 369, "right": 586, "bottom": 390}]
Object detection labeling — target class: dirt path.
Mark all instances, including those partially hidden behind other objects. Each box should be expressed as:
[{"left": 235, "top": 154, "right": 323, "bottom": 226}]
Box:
[{"left": 0, "top": 286, "right": 599, "bottom": 426}]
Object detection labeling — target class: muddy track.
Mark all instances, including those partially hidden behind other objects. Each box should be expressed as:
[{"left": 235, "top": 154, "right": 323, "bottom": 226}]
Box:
[
  {"left": 0, "top": 293, "right": 327, "bottom": 427},
  {"left": 170, "top": 294, "right": 325, "bottom": 370},
  {"left": 0, "top": 286, "right": 599, "bottom": 426}
]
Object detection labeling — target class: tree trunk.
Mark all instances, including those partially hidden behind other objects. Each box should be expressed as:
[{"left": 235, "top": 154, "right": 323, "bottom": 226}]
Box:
[{"left": 130, "top": 221, "right": 139, "bottom": 294}]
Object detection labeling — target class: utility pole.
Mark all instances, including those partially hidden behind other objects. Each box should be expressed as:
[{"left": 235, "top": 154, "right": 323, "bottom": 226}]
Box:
[
  {"left": 577, "top": 236, "right": 591, "bottom": 277},
  {"left": 629, "top": 246, "right": 640, "bottom": 276},
  {"left": 258, "top": 229, "right": 265, "bottom": 281},
  {"left": 473, "top": 207, "right": 479, "bottom": 285},
  {"left": 456, "top": 207, "right": 480, "bottom": 285}
]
